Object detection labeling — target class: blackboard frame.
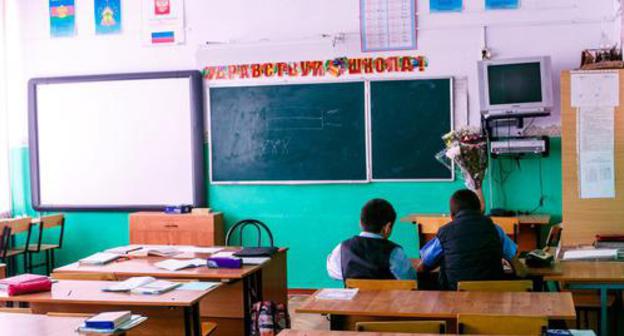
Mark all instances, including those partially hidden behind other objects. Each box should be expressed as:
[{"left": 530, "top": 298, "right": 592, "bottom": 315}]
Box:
[
  {"left": 368, "top": 77, "right": 455, "bottom": 182},
  {"left": 28, "top": 70, "right": 206, "bottom": 211},
  {"left": 207, "top": 77, "right": 455, "bottom": 184},
  {"left": 207, "top": 79, "right": 371, "bottom": 184}
]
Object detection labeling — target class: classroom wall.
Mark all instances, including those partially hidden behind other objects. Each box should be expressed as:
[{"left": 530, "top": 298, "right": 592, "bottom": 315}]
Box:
[{"left": 4, "top": 0, "right": 615, "bottom": 288}]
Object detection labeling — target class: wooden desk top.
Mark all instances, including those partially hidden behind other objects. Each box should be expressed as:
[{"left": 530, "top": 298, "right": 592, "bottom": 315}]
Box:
[
  {"left": 296, "top": 290, "right": 576, "bottom": 320},
  {"left": 0, "top": 280, "right": 215, "bottom": 307},
  {"left": 55, "top": 257, "right": 261, "bottom": 280},
  {"left": 542, "top": 261, "right": 624, "bottom": 283},
  {"left": 279, "top": 331, "right": 515, "bottom": 336},
  {"left": 0, "top": 312, "right": 86, "bottom": 336},
  {"left": 401, "top": 214, "right": 551, "bottom": 226}
]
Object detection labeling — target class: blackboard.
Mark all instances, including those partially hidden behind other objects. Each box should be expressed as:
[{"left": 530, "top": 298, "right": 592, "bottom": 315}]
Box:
[
  {"left": 209, "top": 82, "right": 367, "bottom": 182},
  {"left": 370, "top": 78, "right": 453, "bottom": 180}
]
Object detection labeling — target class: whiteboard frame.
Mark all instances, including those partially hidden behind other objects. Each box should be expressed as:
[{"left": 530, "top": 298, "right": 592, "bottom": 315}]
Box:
[
  {"left": 28, "top": 71, "right": 206, "bottom": 211},
  {"left": 369, "top": 76, "right": 455, "bottom": 182},
  {"left": 207, "top": 79, "right": 371, "bottom": 185}
]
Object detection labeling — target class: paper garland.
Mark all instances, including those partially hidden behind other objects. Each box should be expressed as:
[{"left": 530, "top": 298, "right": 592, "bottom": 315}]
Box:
[{"left": 203, "top": 56, "right": 428, "bottom": 80}]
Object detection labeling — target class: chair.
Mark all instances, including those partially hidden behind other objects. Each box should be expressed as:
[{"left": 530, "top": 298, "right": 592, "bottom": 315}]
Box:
[
  {"left": 51, "top": 272, "right": 117, "bottom": 281},
  {"left": 225, "top": 219, "right": 274, "bottom": 247},
  {"left": 490, "top": 217, "right": 519, "bottom": 242},
  {"left": 457, "top": 280, "right": 533, "bottom": 292},
  {"left": 0, "top": 217, "right": 33, "bottom": 276},
  {"left": 27, "top": 214, "right": 65, "bottom": 274},
  {"left": 345, "top": 279, "right": 417, "bottom": 291},
  {"left": 457, "top": 314, "right": 548, "bottom": 335},
  {"left": 202, "top": 322, "right": 218, "bottom": 336},
  {"left": 356, "top": 321, "right": 446, "bottom": 333},
  {"left": 415, "top": 216, "right": 448, "bottom": 249}
]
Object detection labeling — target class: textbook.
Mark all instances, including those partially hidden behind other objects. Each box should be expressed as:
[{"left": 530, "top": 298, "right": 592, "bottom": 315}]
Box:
[
  {"left": 78, "top": 314, "right": 147, "bottom": 334},
  {"left": 315, "top": 288, "right": 359, "bottom": 300},
  {"left": 154, "top": 258, "right": 206, "bottom": 271},
  {"left": 78, "top": 252, "right": 121, "bottom": 265},
  {"left": 84, "top": 311, "right": 131, "bottom": 330},
  {"left": 562, "top": 248, "right": 619, "bottom": 261},
  {"left": 128, "top": 246, "right": 181, "bottom": 257}
]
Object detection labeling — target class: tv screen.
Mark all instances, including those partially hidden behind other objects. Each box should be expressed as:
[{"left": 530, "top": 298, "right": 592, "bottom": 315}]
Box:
[{"left": 487, "top": 62, "right": 542, "bottom": 105}]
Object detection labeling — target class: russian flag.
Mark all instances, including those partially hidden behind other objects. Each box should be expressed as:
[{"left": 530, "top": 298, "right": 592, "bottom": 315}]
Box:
[{"left": 151, "top": 31, "right": 175, "bottom": 44}]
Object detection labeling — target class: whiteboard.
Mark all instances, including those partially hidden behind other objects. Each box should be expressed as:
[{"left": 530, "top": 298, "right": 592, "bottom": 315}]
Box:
[{"left": 29, "top": 71, "right": 205, "bottom": 210}]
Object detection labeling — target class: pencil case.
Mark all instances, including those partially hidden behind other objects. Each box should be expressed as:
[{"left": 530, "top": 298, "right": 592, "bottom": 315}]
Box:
[{"left": 207, "top": 257, "right": 242, "bottom": 269}]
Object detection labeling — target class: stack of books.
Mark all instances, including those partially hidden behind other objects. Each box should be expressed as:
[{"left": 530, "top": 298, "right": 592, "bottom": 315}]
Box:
[{"left": 77, "top": 311, "right": 146, "bottom": 334}]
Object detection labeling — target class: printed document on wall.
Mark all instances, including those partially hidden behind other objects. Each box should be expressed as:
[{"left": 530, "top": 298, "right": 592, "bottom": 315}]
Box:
[
  {"left": 571, "top": 71, "right": 619, "bottom": 107},
  {"left": 578, "top": 107, "right": 615, "bottom": 199},
  {"left": 360, "top": 0, "right": 416, "bottom": 52}
]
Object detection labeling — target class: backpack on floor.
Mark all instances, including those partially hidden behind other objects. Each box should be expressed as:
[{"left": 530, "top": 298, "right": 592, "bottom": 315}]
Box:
[{"left": 250, "top": 301, "right": 290, "bottom": 336}]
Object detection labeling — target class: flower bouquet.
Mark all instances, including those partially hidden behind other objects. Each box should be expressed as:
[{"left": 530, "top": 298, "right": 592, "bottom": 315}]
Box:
[{"left": 436, "top": 127, "right": 488, "bottom": 207}]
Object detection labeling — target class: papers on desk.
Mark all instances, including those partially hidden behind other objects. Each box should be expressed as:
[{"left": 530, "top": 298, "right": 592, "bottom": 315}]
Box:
[
  {"left": 103, "top": 276, "right": 181, "bottom": 294},
  {"left": 127, "top": 246, "right": 181, "bottom": 257},
  {"left": 79, "top": 252, "right": 121, "bottom": 265},
  {"left": 177, "top": 281, "right": 220, "bottom": 291},
  {"left": 154, "top": 258, "right": 206, "bottom": 271},
  {"left": 562, "top": 248, "right": 619, "bottom": 261},
  {"left": 315, "top": 288, "right": 359, "bottom": 300}
]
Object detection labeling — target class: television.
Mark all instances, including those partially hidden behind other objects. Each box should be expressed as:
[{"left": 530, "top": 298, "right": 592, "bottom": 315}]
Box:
[{"left": 478, "top": 56, "right": 553, "bottom": 118}]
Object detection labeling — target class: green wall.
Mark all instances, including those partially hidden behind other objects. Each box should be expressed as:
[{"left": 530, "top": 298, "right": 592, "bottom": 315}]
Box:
[{"left": 9, "top": 138, "right": 562, "bottom": 288}]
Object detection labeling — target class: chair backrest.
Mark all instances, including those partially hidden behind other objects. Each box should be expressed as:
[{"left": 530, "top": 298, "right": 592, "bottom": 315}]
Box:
[
  {"left": 457, "top": 280, "right": 533, "bottom": 292},
  {"left": 225, "top": 219, "right": 274, "bottom": 247},
  {"left": 345, "top": 279, "right": 417, "bottom": 291},
  {"left": 0, "top": 217, "right": 32, "bottom": 235},
  {"left": 51, "top": 272, "right": 117, "bottom": 281},
  {"left": 32, "top": 214, "right": 66, "bottom": 252},
  {"left": 356, "top": 321, "right": 446, "bottom": 333},
  {"left": 457, "top": 314, "right": 548, "bottom": 335},
  {"left": 490, "top": 217, "right": 519, "bottom": 241}
]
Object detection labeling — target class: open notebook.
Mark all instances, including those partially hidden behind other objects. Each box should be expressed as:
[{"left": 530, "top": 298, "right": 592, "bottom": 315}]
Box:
[{"left": 102, "top": 277, "right": 181, "bottom": 295}]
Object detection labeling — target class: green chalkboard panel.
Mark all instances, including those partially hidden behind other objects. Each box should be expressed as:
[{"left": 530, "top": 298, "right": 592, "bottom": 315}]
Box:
[
  {"left": 371, "top": 78, "right": 453, "bottom": 180},
  {"left": 210, "top": 82, "right": 367, "bottom": 182}
]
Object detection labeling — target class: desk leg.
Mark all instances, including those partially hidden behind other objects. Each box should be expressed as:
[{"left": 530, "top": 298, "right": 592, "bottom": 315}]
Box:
[
  {"left": 243, "top": 270, "right": 264, "bottom": 336},
  {"left": 192, "top": 302, "right": 201, "bottom": 336},
  {"left": 184, "top": 306, "right": 192, "bottom": 336},
  {"left": 600, "top": 287, "right": 608, "bottom": 336}
]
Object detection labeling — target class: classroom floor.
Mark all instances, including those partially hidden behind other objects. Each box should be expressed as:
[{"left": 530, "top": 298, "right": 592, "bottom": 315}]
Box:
[{"left": 289, "top": 295, "right": 329, "bottom": 331}]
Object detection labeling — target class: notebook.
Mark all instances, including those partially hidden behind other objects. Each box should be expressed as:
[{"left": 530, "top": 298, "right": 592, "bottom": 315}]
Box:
[
  {"left": 79, "top": 252, "right": 121, "bottom": 265},
  {"left": 84, "top": 311, "right": 131, "bottom": 330},
  {"left": 102, "top": 277, "right": 156, "bottom": 292},
  {"left": 153, "top": 258, "right": 206, "bottom": 271},
  {"left": 78, "top": 314, "right": 147, "bottom": 334},
  {"left": 562, "top": 248, "right": 619, "bottom": 261},
  {"left": 104, "top": 245, "right": 143, "bottom": 255},
  {"left": 130, "top": 280, "right": 181, "bottom": 295}
]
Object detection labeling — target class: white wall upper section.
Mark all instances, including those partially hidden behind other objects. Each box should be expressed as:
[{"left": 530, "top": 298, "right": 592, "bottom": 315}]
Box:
[{"left": 5, "top": 0, "right": 619, "bottom": 145}]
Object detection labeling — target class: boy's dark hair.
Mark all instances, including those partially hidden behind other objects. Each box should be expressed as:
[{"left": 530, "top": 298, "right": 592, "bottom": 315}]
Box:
[
  {"left": 450, "top": 189, "right": 481, "bottom": 216},
  {"left": 360, "top": 198, "right": 396, "bottom": 233}
]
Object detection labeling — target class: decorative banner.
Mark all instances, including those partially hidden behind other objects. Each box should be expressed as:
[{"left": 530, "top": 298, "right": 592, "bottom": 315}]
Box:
[
  {"left": 49, "top": 0, "right": 76, "bottom": 37},
  {"left": 142, "top": 0, "right": 185, "bottom": 45},
  {"left": 485, "top": 0, "right": 518, "bottom": 10},
  {"left": 95, "top": 0, "right": 122, "bottom": 35},
  {"left": 202, "top": 56, "right": 428, "bottom": 81},
  {"left": 430, "top": 0, "right": 463, "bottom": 12}
]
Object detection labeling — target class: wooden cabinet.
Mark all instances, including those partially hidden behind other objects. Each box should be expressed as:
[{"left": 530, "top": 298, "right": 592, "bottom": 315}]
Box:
[{"left": 129, "top": 212, "right": 224, "bottom": 246}]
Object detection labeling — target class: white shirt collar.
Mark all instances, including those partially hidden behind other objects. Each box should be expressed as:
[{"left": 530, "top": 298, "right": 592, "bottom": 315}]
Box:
[{"left": 359, "top": 231, "right": 384, "bottom": 239}]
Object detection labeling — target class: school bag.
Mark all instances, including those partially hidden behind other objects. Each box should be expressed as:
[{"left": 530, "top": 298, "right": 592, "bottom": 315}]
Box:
[{"left": 250, "top": 301, "right": 290, "bottom": 336}]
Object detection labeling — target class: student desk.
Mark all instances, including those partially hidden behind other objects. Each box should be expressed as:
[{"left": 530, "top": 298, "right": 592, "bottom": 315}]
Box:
[
  {"left": 296, "top": 289, "right": 575, "bottom": 332},
  {"left": 532, "top": 261, "right": 624, "bottom": 336},
  {"left": 401, "top": 214, "right": 551, "bottom": 252},
  {"left": 0, "top": 280, "right": 214, "bottom": 336},
  {"left": 53, "top": 247, "right": 288, "bottom": 336},
  {"left": 0, "top": 312, "right": 87, "bottom": 336}
]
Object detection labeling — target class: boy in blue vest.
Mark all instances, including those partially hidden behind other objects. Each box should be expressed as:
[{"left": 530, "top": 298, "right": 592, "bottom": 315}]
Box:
[
  {"left": 327, "top": 198, "right": 417, "bottom": 281},
  {"left": 419, "top": 189, "right": 524, "bottom": 290}
]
